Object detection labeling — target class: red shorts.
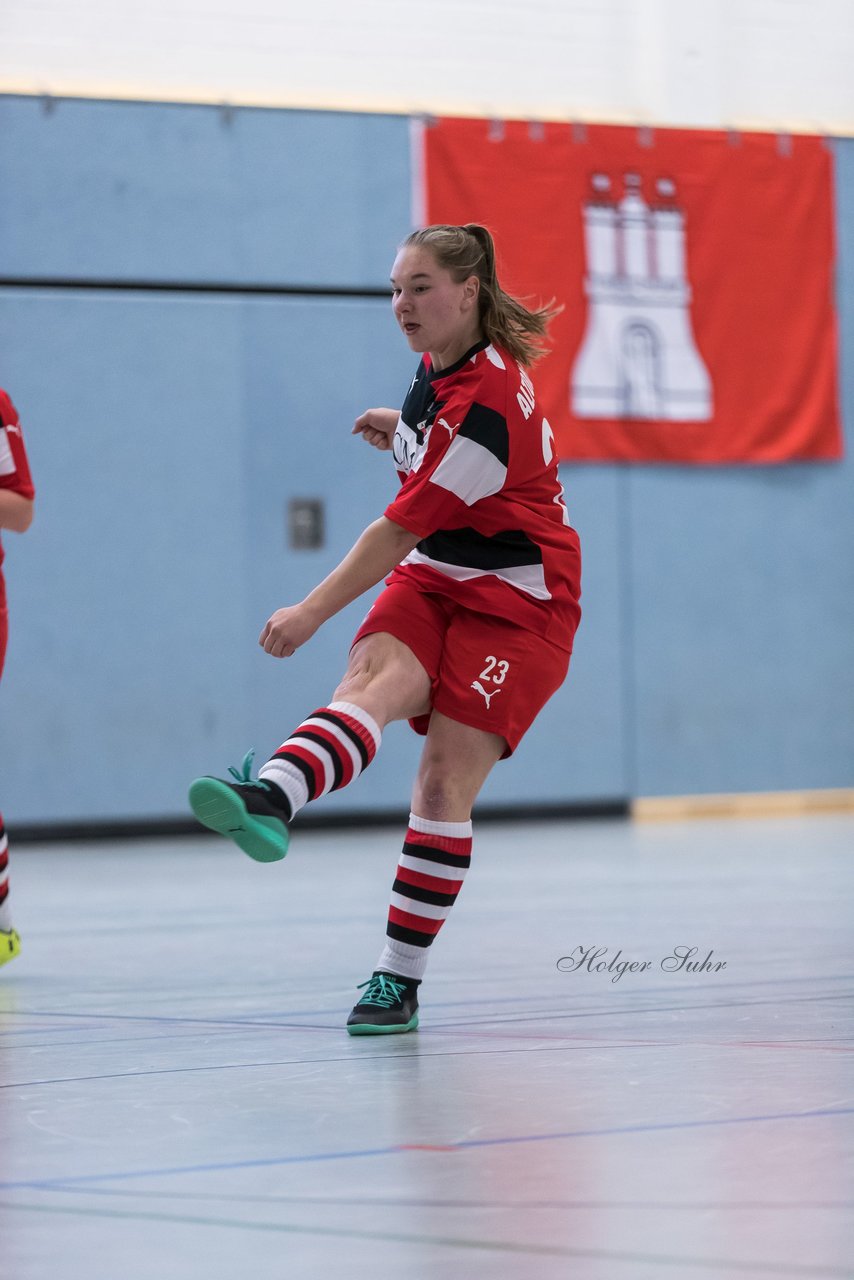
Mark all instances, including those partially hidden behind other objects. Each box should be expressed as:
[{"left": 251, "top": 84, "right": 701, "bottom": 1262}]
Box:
[{"left": 351, "top": 581, "right": 572, "bottom": 757}]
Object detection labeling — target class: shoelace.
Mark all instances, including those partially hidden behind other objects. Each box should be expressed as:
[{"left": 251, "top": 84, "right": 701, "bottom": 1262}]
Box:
[
  {"left": 227, "top": 749, "right": 271, "bottom": 790},
  {"left": 356, "top": 973, "right": 409, "bottom": 1008}
]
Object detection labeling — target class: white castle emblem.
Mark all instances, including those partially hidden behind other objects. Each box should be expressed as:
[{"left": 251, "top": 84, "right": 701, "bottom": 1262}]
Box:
[{"left": 571, "top": 172, "right": 713, "bottom": 422}]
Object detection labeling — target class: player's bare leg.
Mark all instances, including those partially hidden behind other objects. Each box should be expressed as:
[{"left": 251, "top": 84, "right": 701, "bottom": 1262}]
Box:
[
  {"left": 411, "top": 711, "right": 505, "bottom": 822},
  {"left": 331, "top": 631, "right": 432, "bottom": 729}
]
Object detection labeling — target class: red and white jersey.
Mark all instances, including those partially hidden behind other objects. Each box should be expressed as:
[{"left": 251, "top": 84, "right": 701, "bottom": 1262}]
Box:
[
  {"left": 384, "top": 341, "right": 581, "bottom": 650},
  {"left": 0, "top": 389, "right": 35, "bottom": 575}
]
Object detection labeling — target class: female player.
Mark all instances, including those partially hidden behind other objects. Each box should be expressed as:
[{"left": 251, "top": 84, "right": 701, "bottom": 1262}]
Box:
[
  {"left": 190, "top": 223, "right": 581, "bottom": 1033},
  {"left": 0, "top": 387, "right": 36, "bottom": 968}
]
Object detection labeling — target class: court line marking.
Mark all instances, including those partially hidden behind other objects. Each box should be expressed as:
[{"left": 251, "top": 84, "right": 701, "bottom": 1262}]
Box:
[
  {"left": 2, "top": 979, "right": 853, "bottom": 1035},
  {"left": 3, "top": 1023, "right": 853, "bottom": 1090},
  {"left": 35, "top": 1185, "right": 854, "bottom": 1211},
  {"left": 5, "top": 1033, "right": 853, "bottom": 1091},
  {"left": 3, "top": 969, "right": 854, "bottom": 1025},
  {"left": 3, "top": 1029, "right": 851, "bottom": 1058},
  {"left": 1, "top": 1105, "right": 851, "bottom": 1192},
  {"left": 0, "top": 1198, "right": 849, "bottom": 1274}
]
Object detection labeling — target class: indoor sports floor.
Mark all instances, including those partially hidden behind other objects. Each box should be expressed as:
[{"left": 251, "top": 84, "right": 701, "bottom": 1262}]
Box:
[{"left": 1, "top": 813, "right": 852, "bottom": 1280}]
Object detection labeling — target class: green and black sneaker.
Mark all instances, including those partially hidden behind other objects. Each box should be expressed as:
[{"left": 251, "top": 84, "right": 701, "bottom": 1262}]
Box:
[
  {"left": 189, "top": 750, "right": 291, "bottom": 864},
  {"left": 346, "top": 971, "right": 420, "bottom": 1035}
]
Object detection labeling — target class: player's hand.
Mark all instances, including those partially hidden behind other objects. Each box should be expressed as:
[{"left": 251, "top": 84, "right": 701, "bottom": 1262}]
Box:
[
  {"left": 259, "top": 604, "right": 322, "bottom": 658},
  {"left": 353, "top": 408, "right": 398, "bottom": 451}
]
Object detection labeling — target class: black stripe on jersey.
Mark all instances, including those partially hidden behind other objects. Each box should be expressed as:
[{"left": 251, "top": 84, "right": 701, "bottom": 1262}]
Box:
[
  {"left": 416, "top": 527, "right": 544, "bottom": 571},
  {"left": 402, "top": 840, "right": 472, "bottom": 869},
  {"left": 428, "top": 339, "right": 489, "bottom": 381},
  {"left": 311, "top": 710, "right": 371, "bottom": 770},
  {"left": 392, "top": 877, "right": 458, "bottom": 908},
  {"left": 458, "top": 402, "right": 509, "bottom": 466},
  {"left": 401, "top": 368, "right": 443, "bottom": 442}
]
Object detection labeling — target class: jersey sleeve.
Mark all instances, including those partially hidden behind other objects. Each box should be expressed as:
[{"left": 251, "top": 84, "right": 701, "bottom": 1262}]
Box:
[
  {"left": 385, "top": 397, "right": 510, "bottom": 540},
  {"left": 0, "top": 391, "right": 35, "bottom": 499}
]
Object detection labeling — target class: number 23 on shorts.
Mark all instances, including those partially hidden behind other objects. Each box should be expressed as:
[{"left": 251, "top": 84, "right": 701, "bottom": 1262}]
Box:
[{"left": 479, "top": 655, "right": 510, "bottom": 684}]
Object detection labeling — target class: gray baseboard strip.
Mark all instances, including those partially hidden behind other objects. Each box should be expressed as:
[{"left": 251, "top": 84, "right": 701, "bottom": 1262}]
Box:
[{"left": 9, "top": 800, "right": 630, "bottom": 844}]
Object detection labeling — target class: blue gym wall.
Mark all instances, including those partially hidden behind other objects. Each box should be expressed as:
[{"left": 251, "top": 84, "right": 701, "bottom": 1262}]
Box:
[{"left": 0, "top": 96, "right": 851, "bottom": 825}]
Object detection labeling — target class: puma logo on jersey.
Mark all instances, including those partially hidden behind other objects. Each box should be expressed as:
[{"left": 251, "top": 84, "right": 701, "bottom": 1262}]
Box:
[
  {"left": 438, "top": 417, "right": 458, "bottom": 438},
  {"left": 3, "top": 422, "right": 21, "bottom": 435},
  {"left": 471, "top": 680, "right": 501, "bottom": 710}
]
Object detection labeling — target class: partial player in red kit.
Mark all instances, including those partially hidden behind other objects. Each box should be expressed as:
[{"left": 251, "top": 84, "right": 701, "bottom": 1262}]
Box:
[
  {"left": 0, "top": 388, "right": 35, "bottom": 967},
  {"left": 190, "top": 224, "right": 581, "bottom": 1033}
]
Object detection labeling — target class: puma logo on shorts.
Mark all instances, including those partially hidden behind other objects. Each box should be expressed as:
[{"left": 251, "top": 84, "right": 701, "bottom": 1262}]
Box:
[{"left": 470, "top": 680, "right": 501, "bottom": 710}]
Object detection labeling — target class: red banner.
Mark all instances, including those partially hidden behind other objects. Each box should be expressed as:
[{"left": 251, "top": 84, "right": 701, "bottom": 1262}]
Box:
[{"left": 422, "top": 119, "right": 842, "bottom": 463}]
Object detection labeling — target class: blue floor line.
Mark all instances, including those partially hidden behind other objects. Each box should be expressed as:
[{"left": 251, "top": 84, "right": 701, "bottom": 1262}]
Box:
[
  {"left": 3, "top": 979, "right": 853, "bottom": 1035},
  {"left": 2, "top": 1104, "right": 851, "bottom": 1193}
]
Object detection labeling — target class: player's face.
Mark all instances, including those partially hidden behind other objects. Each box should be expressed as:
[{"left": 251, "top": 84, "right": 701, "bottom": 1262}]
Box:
[{"left": 390, "top": 245, "right": 481, "bottom": 369}]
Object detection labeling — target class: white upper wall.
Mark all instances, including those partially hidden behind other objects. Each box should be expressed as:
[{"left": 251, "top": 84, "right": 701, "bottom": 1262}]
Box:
[{"left": 2, "top": 0, "right": 853, "bottom": 134}]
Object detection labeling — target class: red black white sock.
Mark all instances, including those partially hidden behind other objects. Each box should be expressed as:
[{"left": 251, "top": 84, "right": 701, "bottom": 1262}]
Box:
[
  {"left": 259, "top": 701, "right": 381, "bottom": 820},
  {"left": 0, "top": 814, "right": 11, "bottom": 930},
  {"left": 376, "top": 813, "right": 473, "bottom": 980}
]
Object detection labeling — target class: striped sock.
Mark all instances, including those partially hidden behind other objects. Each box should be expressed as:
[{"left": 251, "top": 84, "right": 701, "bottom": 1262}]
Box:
[
  {"left": 259, "top": 701, "right": 381, "bottom": 820},
  {"left": 376, "top": 813, "right": 473, "bottom": 980},
  {"left": 0, "top": 814, "right": 11, "bottom": 930}
]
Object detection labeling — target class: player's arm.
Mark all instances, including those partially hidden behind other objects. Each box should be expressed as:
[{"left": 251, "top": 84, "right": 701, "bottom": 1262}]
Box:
[
  {"left": 352, "top": 408, "right": 399, "bottom": 452},
  {"left": 0, "top": 490, "right": 34, "bottom": 532},
  {"left": 259, "top": 515, "right": 419, "bottom": 658}
]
